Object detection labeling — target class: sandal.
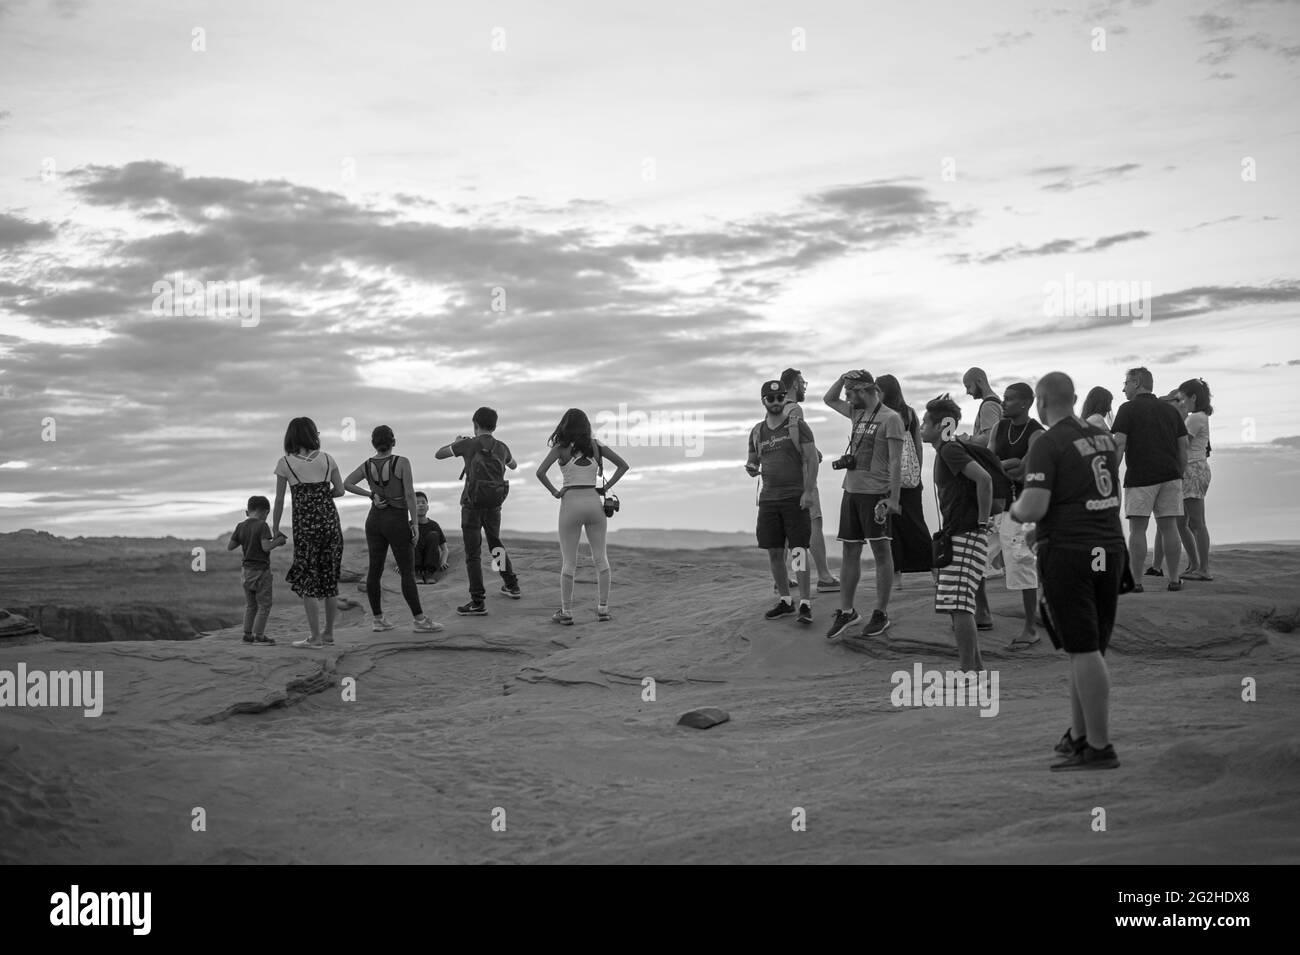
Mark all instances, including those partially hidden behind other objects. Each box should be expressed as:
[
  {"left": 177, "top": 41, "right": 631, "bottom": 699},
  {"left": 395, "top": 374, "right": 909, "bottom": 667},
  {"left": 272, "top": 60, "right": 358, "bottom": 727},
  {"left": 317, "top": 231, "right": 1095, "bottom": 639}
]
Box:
[
  {"left": 1007, "top": 636, "right": 1041, "bottom": 650},
  {"left": 1182, "top": 571, "right": 1214, "bottom": 581}
]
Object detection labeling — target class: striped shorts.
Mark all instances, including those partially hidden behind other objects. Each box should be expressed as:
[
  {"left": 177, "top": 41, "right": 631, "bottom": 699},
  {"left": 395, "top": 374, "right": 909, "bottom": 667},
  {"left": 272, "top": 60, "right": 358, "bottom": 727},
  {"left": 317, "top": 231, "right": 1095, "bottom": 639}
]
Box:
[{"left": 935, "top": 530, "right": 988, "bottom": 616}]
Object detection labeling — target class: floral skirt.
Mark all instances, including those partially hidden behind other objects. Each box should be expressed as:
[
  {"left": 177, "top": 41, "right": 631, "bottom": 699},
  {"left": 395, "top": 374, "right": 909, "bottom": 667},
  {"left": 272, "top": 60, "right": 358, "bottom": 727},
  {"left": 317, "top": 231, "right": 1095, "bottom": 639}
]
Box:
[
  {"left": 285, "top": 480, "right": 344, "bottom": 598},
  {"left": 1183, "top": 460, "right": 1211, "bottom": 499}
]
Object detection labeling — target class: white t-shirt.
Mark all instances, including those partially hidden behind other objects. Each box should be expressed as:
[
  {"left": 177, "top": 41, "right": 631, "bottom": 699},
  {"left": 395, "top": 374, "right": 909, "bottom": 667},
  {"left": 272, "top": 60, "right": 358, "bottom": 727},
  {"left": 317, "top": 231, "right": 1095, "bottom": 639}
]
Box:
[
  {"left": 1186, "top": 412, "right": 1210, "bottom": 462},
  {"left": 275, "top": 451, "right": 336, "bottom": 485}
]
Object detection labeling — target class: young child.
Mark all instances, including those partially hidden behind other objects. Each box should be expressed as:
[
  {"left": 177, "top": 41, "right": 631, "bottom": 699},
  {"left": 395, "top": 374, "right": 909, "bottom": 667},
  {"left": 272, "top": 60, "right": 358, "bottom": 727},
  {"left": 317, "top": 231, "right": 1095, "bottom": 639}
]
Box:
[
  {"left": 414, "top": 491, "right": 450, "bottom": 584},
  {"left": 228, "top": 495, "right": 287, "bottom": 644}
]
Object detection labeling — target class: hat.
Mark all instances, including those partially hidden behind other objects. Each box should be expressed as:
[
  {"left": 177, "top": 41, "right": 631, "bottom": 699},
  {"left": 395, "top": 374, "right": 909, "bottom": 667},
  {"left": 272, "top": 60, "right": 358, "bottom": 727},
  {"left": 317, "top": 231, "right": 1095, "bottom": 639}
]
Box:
[
  {"left": 844, "top": 370, "right": 878, "bottom": 390},
  {"left": 761, "top": 380, "right": 788, "bottom": 400}
]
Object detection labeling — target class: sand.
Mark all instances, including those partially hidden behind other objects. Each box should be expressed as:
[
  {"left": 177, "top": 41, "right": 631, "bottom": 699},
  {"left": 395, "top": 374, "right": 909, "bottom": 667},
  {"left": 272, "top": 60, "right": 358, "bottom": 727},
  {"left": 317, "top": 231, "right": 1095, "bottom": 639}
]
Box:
[{"left": 1, "top": 538, "right": 1298, "bottom": 864}]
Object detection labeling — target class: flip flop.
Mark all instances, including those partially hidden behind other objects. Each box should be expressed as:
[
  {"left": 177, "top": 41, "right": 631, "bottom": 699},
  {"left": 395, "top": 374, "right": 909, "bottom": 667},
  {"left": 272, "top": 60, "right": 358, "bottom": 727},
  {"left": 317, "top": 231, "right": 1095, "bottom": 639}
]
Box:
[
  {"left": 1182, "top": 572, "right": 1214, "bottom": 581},
  {"left": 1007, "top": 636, "right": 1041, "bottom": 650}
]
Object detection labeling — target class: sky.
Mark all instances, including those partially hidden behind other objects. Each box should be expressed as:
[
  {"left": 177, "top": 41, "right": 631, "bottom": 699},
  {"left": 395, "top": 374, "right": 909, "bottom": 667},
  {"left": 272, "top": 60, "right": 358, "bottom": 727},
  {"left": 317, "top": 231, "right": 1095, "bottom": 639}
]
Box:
[{"left": 1, "top": 0, "right": 1298, "bottom": 543}]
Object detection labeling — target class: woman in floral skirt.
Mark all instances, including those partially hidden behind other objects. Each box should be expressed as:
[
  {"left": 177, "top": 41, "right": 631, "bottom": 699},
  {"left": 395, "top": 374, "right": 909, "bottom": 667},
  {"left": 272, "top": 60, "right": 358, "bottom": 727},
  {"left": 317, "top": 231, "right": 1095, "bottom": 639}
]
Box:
[{"left": 272, "top": 417, "right": 345, "bottom": 648}]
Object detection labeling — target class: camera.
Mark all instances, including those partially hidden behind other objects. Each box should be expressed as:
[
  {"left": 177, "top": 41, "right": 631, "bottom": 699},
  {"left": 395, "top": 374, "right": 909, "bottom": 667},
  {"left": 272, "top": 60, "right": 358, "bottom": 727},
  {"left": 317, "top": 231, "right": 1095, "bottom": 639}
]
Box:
[
  {"left": 603, "top": 494, "right": 620, "bottom": 518},
  {"left": 831, "top": 454, "right": 857, "bottom": 470}
]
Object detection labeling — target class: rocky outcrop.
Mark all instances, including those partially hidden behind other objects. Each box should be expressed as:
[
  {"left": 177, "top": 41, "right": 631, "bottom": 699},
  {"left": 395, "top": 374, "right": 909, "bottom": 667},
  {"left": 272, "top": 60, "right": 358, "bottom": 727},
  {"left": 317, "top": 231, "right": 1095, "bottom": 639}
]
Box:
[
  {"left": 0, "top": 609, "right": 43, "bottom": 643},
  {"left": 7, "top": 605, "right": 238, "bottom": 643}
]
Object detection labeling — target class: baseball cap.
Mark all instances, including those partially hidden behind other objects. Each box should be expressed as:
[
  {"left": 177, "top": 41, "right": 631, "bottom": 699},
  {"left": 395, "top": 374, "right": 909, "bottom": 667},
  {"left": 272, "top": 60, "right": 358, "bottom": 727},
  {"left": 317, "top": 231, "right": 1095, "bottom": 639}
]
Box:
[{"left": 761, "top": 380, "right": 788, "bottom": 400}]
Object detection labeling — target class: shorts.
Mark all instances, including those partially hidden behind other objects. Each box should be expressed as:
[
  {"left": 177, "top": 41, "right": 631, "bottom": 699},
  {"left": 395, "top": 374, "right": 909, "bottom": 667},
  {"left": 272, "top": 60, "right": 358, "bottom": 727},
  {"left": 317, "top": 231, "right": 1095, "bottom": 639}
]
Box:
[
  {"left": 988, "top": 513, "right": 1037, "bottom": 591},
  {"left": 1038, "top": 545, "right": 1123, "bottom": 654},
  {"left": 935, "top": 530, "right": 987, "bottom": 615},
  {"left": 837, "top": 491, "right": 892, "bottom": 543},
  {"left": 1183, "top": 460, "right": 1211, "bottom": 499},
  {"left": 757, "top": 499, "right": 812, "bottom": 551},
  {"left": 1125, "top": 479, "right": 1184, "bottom": 519}
]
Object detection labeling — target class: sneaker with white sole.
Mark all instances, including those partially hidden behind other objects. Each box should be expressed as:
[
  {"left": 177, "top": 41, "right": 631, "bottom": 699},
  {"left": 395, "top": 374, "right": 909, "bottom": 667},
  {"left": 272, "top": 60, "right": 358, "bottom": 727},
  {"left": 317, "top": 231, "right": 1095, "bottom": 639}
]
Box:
[
  {"left": 825, "top": 609, "right": 860, "bottom": 640},
  {"left": 457, "top": 601, "right": 488, "bottom": 616},
  {"left": 372, "top": 616, "right": 395, "bottom": 632},
  {"left": 552, "top": 609, "right": 574, "bottom": 626},
  {"left": 412, "top": 616, "right": 444, "bottom": 633},
  {"left": 291, "top": 636, "right": 324, "bottom": 649},
  {"left": 500, "top": 584, "right": 522, "bottom": 599}
]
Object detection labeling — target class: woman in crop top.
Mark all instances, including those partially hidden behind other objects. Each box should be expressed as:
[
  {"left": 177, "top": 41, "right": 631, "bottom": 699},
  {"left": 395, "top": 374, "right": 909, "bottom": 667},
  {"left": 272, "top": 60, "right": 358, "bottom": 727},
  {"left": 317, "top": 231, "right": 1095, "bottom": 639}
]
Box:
[
  {"left": 1177, "top": 378, "right": 1214, "bottom": 580},
  {"left": 272, "top": 416, "right": 346, "bottom": 648},
  {"left": 343, "top": 425, "right": 442, "bottom": 635},
  {"left": 535, "top": 409, "right": 629, "bottom": 624}
]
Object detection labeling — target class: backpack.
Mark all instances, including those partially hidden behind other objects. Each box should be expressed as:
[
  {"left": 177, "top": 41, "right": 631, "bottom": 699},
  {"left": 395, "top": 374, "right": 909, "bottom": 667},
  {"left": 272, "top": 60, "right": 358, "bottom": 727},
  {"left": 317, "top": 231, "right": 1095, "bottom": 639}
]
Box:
[
  {"left": 463, "top": 436, "right": 509, "bottom": 509},
  {"left": 899, "top": 408, "right": 921, "bottom": 489},
  {"left": 954, "top": 438, "right": 1011, "bottom": 514}
]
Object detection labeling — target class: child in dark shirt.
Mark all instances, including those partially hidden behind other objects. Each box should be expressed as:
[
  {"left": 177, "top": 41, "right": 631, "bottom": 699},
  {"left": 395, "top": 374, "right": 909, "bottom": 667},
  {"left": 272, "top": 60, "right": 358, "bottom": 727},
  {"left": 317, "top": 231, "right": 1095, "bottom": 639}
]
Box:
[
  {"left": 228, "top": 495, "right": 287, "bottom": 644},
  {"left": 414, "top": 491, "right": 450, "bottom": 584}
]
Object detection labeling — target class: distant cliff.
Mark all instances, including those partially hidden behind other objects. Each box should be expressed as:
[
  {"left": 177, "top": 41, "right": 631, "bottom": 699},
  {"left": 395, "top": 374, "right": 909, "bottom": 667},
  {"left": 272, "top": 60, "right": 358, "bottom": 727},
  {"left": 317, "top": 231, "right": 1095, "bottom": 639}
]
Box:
[{"left": 7, "top": 605, "right": 234, "bottom": 642}]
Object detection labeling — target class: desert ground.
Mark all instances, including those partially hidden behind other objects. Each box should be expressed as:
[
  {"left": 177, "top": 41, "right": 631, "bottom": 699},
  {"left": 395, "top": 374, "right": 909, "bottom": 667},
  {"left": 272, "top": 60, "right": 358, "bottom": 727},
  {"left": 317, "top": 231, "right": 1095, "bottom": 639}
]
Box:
[{"left": 1, "top": 530, "right": 1297, "bottom": 864}]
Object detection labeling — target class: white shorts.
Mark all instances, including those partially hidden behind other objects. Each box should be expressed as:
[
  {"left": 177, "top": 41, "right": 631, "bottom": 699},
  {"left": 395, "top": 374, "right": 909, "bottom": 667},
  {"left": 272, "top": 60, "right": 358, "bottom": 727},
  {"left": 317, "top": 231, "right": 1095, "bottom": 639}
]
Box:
[
  {"left": 991, "top": 513, "right": 1037, "bottom": 591},
  {"left": 1126, "top": 480, "right": 1184, "bottom": 519}
]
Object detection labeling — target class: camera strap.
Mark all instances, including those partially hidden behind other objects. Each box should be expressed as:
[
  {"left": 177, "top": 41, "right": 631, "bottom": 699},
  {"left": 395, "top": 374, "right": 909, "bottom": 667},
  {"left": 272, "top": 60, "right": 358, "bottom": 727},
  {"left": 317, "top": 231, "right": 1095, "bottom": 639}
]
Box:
[
  {"left": 595, "top": 440, "right": 606, "bottom": 495},
  {"left": 843, "top": 405, "right": 880, "bottom": 460}
]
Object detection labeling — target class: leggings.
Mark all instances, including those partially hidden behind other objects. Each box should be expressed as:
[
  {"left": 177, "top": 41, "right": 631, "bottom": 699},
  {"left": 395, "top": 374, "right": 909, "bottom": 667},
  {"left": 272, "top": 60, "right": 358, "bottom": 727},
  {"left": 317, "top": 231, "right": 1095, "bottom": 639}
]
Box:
[
  {"left": 559, "top": 490, "right": 611, "bottom": 610},
  {"left": 365, "top": 506, "right": 423, "bottom": 618}
]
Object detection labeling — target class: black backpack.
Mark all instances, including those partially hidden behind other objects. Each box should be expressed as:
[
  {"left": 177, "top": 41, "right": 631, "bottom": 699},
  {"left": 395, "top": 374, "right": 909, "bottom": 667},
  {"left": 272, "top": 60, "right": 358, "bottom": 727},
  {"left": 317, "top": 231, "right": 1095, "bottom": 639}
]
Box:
[
  {"left": 463, "top": 436, "right": 509, "bottom": 509},
  {"left": 955, "top": 439, "right": 1012, "bottom": 513}
]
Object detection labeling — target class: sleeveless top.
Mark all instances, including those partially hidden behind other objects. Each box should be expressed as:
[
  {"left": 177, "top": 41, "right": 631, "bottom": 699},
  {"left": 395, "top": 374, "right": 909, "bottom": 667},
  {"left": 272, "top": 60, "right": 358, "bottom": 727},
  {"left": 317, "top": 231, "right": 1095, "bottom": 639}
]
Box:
[
  {"left": 276, "top": 451, "right": 334, "bottom": 486},
  {"left": 559, "top": 443, "right": 600, "bottom": 488},
  {"left": 1186, "top": 412, "right": 1210, "bottom": 463},
  {"left": 365, "top": 455, "right": 408, "bottom": 508}
]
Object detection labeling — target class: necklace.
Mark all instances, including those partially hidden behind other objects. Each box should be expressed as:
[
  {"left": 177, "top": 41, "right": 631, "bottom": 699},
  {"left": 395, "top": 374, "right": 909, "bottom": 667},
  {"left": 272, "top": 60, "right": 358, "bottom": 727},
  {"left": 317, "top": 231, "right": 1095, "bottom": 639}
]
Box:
[{"left": 1008, "top": 421, "right": 1029, "bottom": 444}]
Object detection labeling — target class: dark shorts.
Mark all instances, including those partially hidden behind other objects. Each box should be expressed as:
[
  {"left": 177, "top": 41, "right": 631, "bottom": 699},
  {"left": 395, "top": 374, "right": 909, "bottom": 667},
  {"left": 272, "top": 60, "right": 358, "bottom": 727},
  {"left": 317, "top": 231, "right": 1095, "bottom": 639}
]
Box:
[
  {"left": 756, "top": 499, "right": 812, "bottom": 550},
  {"left": 837, "top": 491, "right": 891, "bottom": 543},
  {"left": 1038, "top": 545, "right": 1124, "bottom": 654}
]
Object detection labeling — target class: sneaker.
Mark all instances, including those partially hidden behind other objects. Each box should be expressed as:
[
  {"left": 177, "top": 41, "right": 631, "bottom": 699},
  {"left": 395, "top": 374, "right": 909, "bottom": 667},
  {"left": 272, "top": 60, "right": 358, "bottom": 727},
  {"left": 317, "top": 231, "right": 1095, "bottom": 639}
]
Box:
[
  {"left": 500, "top": 584, "right": 522, "bottom": 599},
  {"left": 1144, "top": 566, "right": 1163, "bottom": 577},
  {"left": 242, "top": 633, "right": 254, "bottom": 644},
  {"left": 457, "top": 601, "right": 488, "bottom": 616},
  {"left": 1053, "top": 727, "right": 1086, "bottom": 756},
  {"left": 552, "top": 609, "right": 574, "bottom": 626},
  {"left": 1130, "top": 583, "right": 1144, "bottom": 594},
  {"left": 863, "top": 609, "right": 891, "bottom": 637},
  {"left": 252, "top": 635, "right": 275, "bottom": 645},
  {"left": 765, "top": 600, "right": 796, "bottom": 620},
  {"left": 796, "top": 603, "right": 813, "bottom": 625},
  {"left": 825, "top": 609, "right": 861, "bottom": 640},
  {"left": 291, "top": 636, "right": 324, "bottom": 649},
  {"left": 1050, "top": 743, "right": 1120, "bottom": 771},
  {"left": 816, "top": 577, "right": 841, "bottom": 593},
  {"left": 412, "top": 616, "right": 444, "bottom": 633},
  {"left": 1167, "top": 581, "right": 1182, "bottom": 592},
  {"left": 597, "top": 607, "right": 612, "bottom": 622},
  {"left": 372, "top": 616, "right": 395, "bottom": 632}
]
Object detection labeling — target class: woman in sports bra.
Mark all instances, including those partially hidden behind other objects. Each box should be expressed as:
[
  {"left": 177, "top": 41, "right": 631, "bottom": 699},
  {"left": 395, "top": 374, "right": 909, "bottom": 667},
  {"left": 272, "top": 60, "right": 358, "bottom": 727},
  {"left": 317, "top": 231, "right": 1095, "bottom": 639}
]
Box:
[
  {"left": 272, "top": 417, "right": 346, "bottom": 648},
  {"left": 535, "top": 409, "right": 629, "bottom": 625},
  {"left": 344, "top": 425, "right": 443, "bottom": 634}
]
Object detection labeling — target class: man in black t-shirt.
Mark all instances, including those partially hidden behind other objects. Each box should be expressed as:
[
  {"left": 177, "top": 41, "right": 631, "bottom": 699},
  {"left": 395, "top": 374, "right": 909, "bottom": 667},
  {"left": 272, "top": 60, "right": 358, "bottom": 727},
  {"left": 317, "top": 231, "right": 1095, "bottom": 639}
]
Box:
[
  {"left": 1112, "top": 366, "right": 1189, "bottom": 589},
  {"left": 920, "top": 394, "right": 993, "bottom": 672},
  {"left": 1011, "top": 372, "right": 1125, "bottom": 771}
]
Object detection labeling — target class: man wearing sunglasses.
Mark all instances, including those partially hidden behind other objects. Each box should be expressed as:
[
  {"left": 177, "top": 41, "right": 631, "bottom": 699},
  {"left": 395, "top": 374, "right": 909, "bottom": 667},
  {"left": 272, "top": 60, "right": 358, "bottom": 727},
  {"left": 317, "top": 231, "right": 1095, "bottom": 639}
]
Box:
[{"left": 746, "top": 380, "right": 819, "bottom": 624}]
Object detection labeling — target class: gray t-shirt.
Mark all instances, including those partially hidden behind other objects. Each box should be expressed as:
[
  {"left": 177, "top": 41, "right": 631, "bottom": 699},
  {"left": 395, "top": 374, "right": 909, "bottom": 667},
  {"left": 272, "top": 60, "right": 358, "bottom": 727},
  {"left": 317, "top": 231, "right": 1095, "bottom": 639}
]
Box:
[{"left": 840, "top": 405, "right": 905, "bottom": 495}]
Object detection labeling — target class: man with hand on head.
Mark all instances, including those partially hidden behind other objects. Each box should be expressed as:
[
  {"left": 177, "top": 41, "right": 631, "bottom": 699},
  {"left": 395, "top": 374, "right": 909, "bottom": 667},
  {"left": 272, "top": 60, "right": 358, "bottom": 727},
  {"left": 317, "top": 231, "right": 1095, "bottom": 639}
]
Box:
[{"left": 822, "top": 370, "right": 904, "bottom": 641}]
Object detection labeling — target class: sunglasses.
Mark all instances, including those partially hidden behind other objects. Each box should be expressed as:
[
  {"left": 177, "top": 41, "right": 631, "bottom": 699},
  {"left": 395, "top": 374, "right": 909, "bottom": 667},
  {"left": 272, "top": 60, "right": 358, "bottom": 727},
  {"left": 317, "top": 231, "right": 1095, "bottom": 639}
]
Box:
[{"left": 762, "top": 394, "right": 787, "bottom": 404}]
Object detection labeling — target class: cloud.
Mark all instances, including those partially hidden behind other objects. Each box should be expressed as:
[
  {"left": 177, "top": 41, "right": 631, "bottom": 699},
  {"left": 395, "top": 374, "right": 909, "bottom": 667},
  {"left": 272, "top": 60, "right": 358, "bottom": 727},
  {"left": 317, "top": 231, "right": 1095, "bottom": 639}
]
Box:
[
  {"left": 0, "top": 212, "right": 54, "bottom": 247},
  {"left": 972, "top": 30, "right": 1035, "bottom": 55},
  {"left": 1034, "top": 163, "right": 1141, "bottom": 192},
  {"left": 951, "top": 230, "right": 1149, "bottom": 265}
]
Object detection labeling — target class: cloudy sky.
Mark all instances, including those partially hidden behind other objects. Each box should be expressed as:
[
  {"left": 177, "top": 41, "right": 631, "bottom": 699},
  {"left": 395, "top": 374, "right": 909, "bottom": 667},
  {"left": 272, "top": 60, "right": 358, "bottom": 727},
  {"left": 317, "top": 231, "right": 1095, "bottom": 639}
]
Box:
[{"left": 1, "top": 0, "right": 1298, "bottom": 543}]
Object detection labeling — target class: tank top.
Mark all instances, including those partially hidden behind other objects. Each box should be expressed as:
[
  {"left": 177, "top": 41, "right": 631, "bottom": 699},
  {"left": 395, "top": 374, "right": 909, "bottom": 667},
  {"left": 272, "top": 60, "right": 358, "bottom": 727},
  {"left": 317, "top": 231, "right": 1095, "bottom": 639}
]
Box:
[
  {"left": 992, "top": 417, "right": 1046, "bottom": 495},
  {"left": 1186, "top": 412, "right": 1210, "bottom": 463},
  {"left": 559, "top": 443, "right": 600, "bottom": 488},
  {"left": 365, "top": 455, "right": 407, "bottom": 508}
]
